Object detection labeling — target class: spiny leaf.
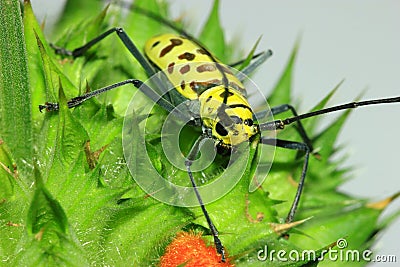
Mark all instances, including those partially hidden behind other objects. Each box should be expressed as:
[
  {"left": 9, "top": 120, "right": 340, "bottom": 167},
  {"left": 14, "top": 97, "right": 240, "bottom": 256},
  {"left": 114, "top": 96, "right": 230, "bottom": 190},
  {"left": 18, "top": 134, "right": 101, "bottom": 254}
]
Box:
[
  {"left": 27, "top": 167, "right": 68, "bottom": 236},
  {"left": 126, "top": 0, "right": 169, "bottom": 48},
  {"left": 289, "top": 199, "right": 390, "bottom": 259},
  {"left": 267, "top": 42, "right": 299, "bottom": 106},
  {"left": 1, "top": 0, "right": 398, "bottom": 266},
  {"left": 52, "top": 0, "right": 104, "bottom": 36},
  {"left": 34, "top": 31, "right": 77, "bottom": 102},
  {"left": 301, "top": 81, "right": 343, "bottom": 135},
  {"left": 15, "top": 166, "right": 88, "bottom": 266},
  {"left": 199, "top": 0, "right": 226, "bottom": 61},
  {"left": 23, "top": 0, "right": 49, "bottom": 121},
  {"left": 53, "top": 5, "right": 110, "bottom": 89},
  {"left": 270, "top": 217, "right": 312, "bottom": 235},
  {"left": 0, "top": 141, "right": 28, "bottom": 264},
  {"left": 103, "top": 201, "right": 193, "bottom": 266},
  {"left": 238, "top": 36, "right": 263, "bottom": 71},
  {"left": 366, "top": 192, "right": 400, "bottom": 210},
  {"left": 34, "top": 33, "right": 88, "bottom": 181},
  {"left": 312, "top": 106, "right": 352, "bottom": 161},
  {"left": 56, "top": 80, "right": 89, "bottom": 165}
]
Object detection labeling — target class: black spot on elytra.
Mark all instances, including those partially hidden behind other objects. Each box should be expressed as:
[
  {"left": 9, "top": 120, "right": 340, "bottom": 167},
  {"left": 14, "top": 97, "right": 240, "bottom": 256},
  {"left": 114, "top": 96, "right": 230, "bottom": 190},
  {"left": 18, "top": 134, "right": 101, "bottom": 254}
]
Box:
[
  {"left": 178, "top": 52, "right": 195, "bottom": 61},
  {"left": 179, "top": 64, "right": 191, "bottom": 74},
  {"left": 159, "top": 38, "right": 183, "bottom": 57},
  {"left": 167, "top": 62, "right": 175, "bottom": 74},
  {"left": 196, "top": 63, "right": 217, "bottom": 73}
]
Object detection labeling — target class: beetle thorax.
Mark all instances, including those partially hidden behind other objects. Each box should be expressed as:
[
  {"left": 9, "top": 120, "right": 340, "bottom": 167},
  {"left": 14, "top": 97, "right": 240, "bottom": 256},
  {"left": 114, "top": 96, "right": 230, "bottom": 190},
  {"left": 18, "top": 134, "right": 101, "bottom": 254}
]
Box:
[{"left": 199, "top": 86, "right": 258, "bottom": 147}]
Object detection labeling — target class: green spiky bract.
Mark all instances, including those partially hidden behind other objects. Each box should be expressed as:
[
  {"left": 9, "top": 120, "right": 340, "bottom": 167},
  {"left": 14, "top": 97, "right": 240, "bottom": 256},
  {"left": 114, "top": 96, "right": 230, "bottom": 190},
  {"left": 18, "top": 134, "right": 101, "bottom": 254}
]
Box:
[{"left": 0, "top": 0, "right": 397, "bottom": 266}]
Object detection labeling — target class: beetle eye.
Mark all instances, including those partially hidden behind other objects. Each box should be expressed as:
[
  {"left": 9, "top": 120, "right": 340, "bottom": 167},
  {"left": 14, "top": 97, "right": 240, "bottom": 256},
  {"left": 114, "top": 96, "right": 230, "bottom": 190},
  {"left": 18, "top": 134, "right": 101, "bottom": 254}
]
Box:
[
  {"left": 244, "top": 118, "right": 253, "bottom": 126},
  {"left": 215, "top": 122, "right": 228, "bottom": 136}
]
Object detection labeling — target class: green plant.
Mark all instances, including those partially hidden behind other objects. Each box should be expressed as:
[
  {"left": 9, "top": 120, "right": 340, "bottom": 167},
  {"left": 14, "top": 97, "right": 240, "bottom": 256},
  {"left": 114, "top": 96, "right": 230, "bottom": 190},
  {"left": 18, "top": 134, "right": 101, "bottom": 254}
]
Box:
[{"left": 0, "top": 0, "right": 398, "bottom": 266}]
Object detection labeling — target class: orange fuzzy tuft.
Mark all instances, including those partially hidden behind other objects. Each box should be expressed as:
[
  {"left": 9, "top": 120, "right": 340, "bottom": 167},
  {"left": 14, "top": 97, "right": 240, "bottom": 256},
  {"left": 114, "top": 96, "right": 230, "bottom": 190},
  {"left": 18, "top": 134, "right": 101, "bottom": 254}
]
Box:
[{"left": 160, "top": 232, "right": 234, "bottom": 267}]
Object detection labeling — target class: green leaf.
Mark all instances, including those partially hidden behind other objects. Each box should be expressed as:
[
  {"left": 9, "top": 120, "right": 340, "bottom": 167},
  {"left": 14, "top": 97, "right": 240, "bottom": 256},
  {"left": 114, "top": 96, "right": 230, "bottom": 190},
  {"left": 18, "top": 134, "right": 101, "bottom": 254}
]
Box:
[
  {"left": 0, "top": 140, "right": 28, "bottom": 263},
  {"left": 56, "top": 80, "right": 89, "bottom": 166},
  {"left": 15, "top": 166, "right": 88, "bottom": 266},
  {"left": 52, "top": 0, "right": 104, "bottom": 37},
  {"left": 52, "top": 5, "right": 110, "bottom": 91},
  {"left": 103, "top": 200, "right": 192, "bottom": 266},
  {"left": 125, "top": 0, "right": 169, "bottom": 47},
  {"left": 238, "top": 36, "right": 263, "bottom": 71},
  {"left": 33, "top": 31, "right": 88, "bottom": 180},
  {"left": 0, "top": 0, "right": 33, "bottom": 177},
  {"left": 301, "top": 81, "right": 342, "bottom": 135},
  {"left": 23, "top": 0, "right": 48, "bottom": 122},
  {"left": 199, "top": 0, "right": 226, "bottom": 61},
  {"left": 27, "top": 168, "right": 68, "bottom": 236},
  {"left": 34, "top": 30, "right": 77, "bottom": 103},
  {"left": 268, "top": 42, "right": 299, "bottom": 106},
  {"left": 289, "top": 199, "right": 392, "bottom": 267},
  {"left": 0, "top": 140, "right": 16, "bottom": 198},
  {"left": 1, "top": 0, "right": 398, "bottom": 266}
]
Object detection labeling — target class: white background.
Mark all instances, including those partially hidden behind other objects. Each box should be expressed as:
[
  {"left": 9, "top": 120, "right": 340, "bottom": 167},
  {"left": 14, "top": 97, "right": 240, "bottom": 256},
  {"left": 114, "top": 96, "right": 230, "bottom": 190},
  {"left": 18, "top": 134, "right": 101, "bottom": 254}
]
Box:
[{"left": 31, "top": 0, "right": 399, "bottom": 265}]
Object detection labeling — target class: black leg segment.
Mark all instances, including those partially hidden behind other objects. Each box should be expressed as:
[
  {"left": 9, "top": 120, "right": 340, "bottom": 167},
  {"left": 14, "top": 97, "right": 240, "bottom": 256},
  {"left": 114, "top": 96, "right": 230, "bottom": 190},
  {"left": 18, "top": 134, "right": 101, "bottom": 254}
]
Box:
[
  {"left": 51, "top": 27, "right": 172, "bottom": 98},
  {"left": 261, "top": 137, "right": 311, "bottom": 223},
  {"left": 38, "top": 78, "right": 192, "bottom": 122},
  {"left": 52, "top": 28, "right": 157, "bottom": 79},
  {"left": 185, "top": 135, "right": 226, "bottom": 262},
  {"left": 257, "top": 104, "right": 316, "bottom": 153}
]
